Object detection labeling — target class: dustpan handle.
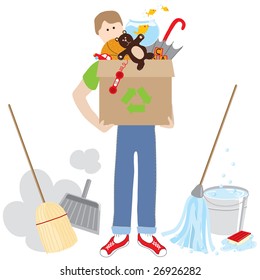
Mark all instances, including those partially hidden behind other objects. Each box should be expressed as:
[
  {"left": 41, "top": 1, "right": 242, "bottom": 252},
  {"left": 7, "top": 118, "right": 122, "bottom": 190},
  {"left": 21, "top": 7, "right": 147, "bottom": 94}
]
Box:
[
  {"left": 199, "top": 85, "right": 237, "bottom": 185},
  {"left": 163, "top": 18, "right": 186, "bottom": 41},
  {"left": 82, "top": 179, "right": 91, "bottom": 198}
]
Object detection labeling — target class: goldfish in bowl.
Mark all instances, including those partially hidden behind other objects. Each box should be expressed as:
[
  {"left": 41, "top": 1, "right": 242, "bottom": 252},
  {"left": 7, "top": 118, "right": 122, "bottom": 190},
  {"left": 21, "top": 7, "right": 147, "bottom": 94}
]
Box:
[{"left": 125, "top": 19, "right": 159, "bottom": 46}]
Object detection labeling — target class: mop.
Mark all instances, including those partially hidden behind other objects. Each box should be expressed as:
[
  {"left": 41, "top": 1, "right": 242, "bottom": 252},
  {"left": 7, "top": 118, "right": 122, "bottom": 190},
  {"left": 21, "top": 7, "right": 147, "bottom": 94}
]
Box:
[{"left": 162, "top": 85, "right": 237, "bottom": 253}]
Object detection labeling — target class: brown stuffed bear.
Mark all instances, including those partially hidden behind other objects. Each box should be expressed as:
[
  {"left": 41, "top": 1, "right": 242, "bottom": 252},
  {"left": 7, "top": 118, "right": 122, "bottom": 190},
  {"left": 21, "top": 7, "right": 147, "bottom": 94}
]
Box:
[{"left": 115, "top": 30, "right": 154, "bottom": 70}]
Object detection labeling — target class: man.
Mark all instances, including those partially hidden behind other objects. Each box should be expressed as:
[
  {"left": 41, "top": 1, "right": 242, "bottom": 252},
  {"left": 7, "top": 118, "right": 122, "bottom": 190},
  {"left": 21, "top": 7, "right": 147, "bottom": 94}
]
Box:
[{"left": 73, "top": 10, "right": 173, "bottom": 257}]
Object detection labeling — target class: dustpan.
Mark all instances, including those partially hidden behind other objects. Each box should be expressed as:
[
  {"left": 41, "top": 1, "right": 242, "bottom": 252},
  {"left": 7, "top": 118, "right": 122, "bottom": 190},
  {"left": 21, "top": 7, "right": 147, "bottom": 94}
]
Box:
[
  {"left": 146, "top": 18, "right": 186, "bottom": 59},
  {"left": 60, "top": 179, "right": 100, "bottom": 234}
]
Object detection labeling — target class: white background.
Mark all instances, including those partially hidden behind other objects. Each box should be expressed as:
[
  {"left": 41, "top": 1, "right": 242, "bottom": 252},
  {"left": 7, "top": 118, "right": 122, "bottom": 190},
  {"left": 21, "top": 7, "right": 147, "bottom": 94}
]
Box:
[{"left": 1, "top": 0, "right": 260, "bottom": 279}]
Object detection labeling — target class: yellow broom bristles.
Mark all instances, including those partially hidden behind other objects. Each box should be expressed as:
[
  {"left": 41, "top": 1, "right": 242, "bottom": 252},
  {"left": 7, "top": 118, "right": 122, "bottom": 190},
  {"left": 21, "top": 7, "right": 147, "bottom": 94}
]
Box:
[{"left": 36, "top": 202, "right": 77, "bottom": 253}]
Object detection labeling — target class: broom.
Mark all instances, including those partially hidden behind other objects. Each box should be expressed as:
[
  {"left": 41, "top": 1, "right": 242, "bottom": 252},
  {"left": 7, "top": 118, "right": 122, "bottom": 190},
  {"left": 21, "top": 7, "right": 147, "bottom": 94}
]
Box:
[
  {"left": 162, "top": 85, "right": 237, "bottom": 253},
  {"left": 8, "top": 104, "right": 77, "bottom": 253}
]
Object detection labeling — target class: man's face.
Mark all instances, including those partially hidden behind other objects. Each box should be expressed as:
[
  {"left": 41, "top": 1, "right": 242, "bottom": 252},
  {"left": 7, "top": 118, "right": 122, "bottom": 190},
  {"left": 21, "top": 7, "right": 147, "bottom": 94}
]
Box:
[{"left": 98, "top": 21, "right": 123, "bottom": 43}]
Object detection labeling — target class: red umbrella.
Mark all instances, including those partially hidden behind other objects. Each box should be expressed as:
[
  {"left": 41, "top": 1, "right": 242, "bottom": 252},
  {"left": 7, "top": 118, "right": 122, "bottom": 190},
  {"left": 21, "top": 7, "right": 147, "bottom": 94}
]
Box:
[{"left": 147, "top": 18, "right": 186, "bottom": 59}]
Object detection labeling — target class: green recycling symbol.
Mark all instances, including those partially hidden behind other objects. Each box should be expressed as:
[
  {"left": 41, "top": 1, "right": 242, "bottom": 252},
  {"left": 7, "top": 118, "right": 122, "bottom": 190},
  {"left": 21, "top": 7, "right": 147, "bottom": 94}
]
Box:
[{"left": 121, "top": 87, "right": 152, "bottom": 113}]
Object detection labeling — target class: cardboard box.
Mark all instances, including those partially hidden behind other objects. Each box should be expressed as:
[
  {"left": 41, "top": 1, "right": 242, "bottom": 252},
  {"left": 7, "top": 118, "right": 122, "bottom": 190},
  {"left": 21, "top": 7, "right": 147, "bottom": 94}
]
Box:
[{"left": 97, "top": 60, "right": 174, "bottom": 125}]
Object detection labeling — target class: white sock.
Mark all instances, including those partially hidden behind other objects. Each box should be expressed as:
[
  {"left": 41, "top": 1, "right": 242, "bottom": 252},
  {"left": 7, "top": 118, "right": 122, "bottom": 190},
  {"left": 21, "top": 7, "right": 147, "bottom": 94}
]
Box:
[
  {"left": 114, "top": 234, "right": 127, "bottom": 243},
  {"left": 140, "top": 234, "right": 153, "bottom": 243}
]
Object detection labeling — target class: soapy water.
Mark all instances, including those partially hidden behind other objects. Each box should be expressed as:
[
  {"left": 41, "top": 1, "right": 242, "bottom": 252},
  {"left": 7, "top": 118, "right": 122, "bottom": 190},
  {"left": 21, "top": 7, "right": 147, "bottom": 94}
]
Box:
[
  {"left": 221, "top": 235, "right": 257, "bottom": 252},
  {"left": 162, "top": 196, "right": 215, "bottom": 253},
  {"left": 204, "top": 187, "right": 248, "bottom": 200},
  {"left": 219, "top": 147, "right": 237, "bottom": 187}
]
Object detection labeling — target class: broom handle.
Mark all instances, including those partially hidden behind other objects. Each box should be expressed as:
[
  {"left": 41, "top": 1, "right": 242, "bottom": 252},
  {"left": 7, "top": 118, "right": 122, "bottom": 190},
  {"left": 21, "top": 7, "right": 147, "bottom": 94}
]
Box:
[
  {"left": 8, "top": 104, "right": 45, "bottom": 203},
  {"left": 199, "top": 84, "right": 237, "bottom": 185}
]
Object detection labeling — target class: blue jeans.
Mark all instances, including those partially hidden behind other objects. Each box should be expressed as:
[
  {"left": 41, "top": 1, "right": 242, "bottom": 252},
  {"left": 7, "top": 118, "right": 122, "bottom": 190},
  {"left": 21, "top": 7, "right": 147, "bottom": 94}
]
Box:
[{"left": 112, "top": 125, "right": 156, "bottom": 234}]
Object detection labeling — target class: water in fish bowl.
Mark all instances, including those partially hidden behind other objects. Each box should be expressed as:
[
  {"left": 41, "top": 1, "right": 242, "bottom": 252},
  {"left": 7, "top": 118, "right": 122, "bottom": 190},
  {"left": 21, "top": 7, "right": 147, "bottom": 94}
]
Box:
[{"left": 125, "top": 19, "right": 159, "bottom": 46}]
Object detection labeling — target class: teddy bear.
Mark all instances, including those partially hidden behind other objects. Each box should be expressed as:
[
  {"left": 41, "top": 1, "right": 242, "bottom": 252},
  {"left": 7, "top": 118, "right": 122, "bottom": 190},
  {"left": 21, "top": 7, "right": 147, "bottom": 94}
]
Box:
[{"left": 115, "top": 30, "right": 154, "bottom": 70}]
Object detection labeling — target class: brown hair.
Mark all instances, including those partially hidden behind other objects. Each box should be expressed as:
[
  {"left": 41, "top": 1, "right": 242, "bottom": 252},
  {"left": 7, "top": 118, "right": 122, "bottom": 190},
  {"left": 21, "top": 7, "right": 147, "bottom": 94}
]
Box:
[{"left": 94, "top": 11, "right": 123, "bottom": 34}]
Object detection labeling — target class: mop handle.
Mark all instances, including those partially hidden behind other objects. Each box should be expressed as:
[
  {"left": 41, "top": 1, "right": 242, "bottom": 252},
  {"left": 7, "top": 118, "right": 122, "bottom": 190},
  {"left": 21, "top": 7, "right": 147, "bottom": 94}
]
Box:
[
  {"left": 199, "top": 84, "right": 237, "bottom": 185},
  {"left": 8, "top": 104, "right": 45, "bottom": 203}
]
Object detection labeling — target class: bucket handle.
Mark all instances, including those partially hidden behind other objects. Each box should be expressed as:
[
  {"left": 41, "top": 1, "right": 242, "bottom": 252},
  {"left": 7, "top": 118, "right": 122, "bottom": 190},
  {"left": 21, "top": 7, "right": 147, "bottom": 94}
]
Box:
[{"left": 204, "top": 196, "right": 247, "bottom": 208}]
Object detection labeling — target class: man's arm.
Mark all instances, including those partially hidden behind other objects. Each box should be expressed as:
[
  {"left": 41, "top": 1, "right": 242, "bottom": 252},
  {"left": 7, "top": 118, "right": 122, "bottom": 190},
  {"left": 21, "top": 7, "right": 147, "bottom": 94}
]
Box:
[{"left": 73, "top": 80, "right": 114, "bottom": 132}]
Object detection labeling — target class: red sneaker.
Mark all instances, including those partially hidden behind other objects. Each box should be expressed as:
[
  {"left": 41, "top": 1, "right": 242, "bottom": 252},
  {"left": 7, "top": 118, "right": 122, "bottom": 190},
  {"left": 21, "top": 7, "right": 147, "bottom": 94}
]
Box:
[
  {"left": 138, "top": 234, "right": 167, "bottom": 257},
  {"left": 100, "top": 235, "right": 129, "bottom": 257}
]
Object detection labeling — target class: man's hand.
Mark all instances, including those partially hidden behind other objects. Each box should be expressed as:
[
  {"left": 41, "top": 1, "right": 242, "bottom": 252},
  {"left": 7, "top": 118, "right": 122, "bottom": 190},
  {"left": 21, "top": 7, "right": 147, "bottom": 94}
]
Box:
[
  {"left": 98, "top": 120, "right": 114, "bottom": 132},
  {"left": 160, "top": 116, "right": 174, "bottom": 128}
]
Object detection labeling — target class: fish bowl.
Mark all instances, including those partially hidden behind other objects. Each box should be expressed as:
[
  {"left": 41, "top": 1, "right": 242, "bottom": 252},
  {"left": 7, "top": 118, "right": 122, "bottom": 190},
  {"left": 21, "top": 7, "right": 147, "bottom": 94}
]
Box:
[{"left": 125, "top": 19, "right": 159, "bottom": 46}]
